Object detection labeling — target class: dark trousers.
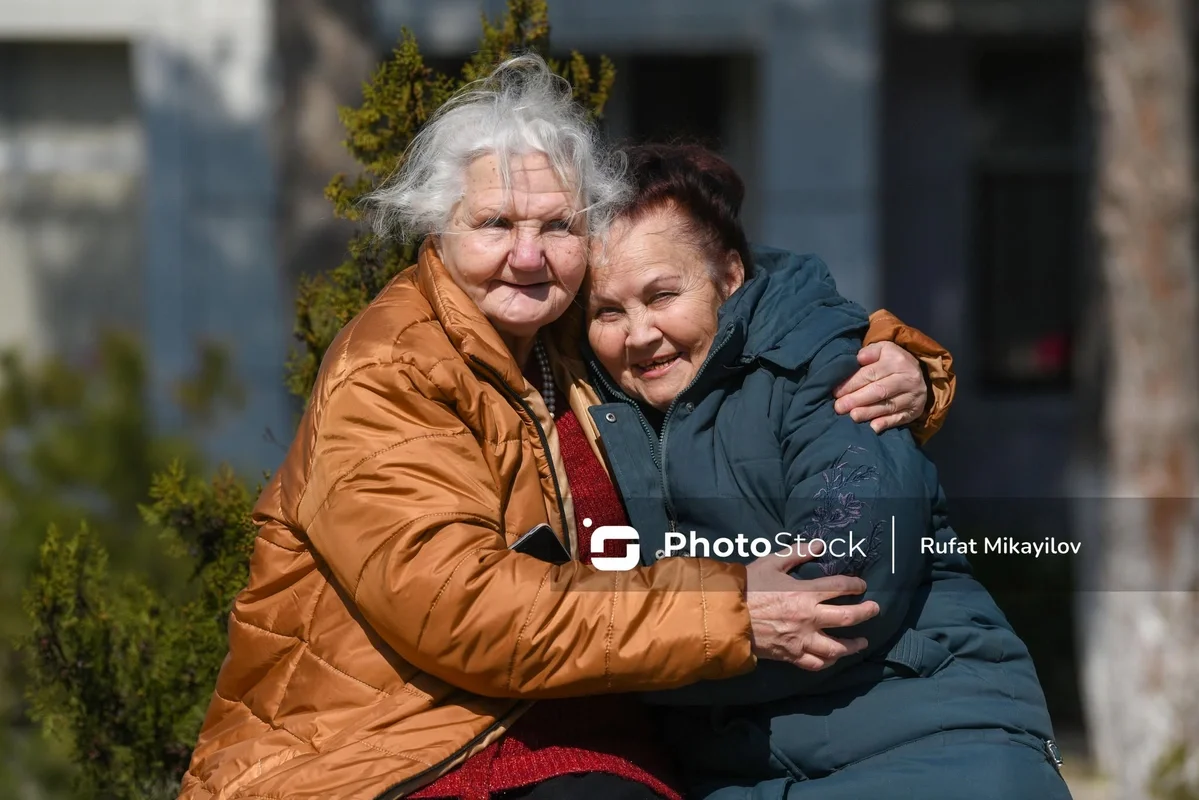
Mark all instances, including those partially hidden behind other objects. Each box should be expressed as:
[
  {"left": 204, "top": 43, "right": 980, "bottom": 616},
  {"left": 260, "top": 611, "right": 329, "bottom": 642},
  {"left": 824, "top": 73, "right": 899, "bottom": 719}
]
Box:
[{"left": 498, "top": 772, "right": 665, "bottom": 799}]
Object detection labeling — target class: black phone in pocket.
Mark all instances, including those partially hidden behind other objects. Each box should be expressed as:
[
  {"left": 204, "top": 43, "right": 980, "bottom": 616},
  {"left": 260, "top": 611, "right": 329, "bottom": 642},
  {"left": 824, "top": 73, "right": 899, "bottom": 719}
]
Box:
[{"left": 509, "top": 523, "right": 571, "bottom": 564}]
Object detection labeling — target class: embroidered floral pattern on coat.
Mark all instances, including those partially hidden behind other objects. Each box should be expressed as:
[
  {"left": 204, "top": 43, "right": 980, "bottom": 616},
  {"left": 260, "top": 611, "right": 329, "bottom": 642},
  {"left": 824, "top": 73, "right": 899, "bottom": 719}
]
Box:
[{"left": 798, "top": 447, "right": 886, "bottom": 576}]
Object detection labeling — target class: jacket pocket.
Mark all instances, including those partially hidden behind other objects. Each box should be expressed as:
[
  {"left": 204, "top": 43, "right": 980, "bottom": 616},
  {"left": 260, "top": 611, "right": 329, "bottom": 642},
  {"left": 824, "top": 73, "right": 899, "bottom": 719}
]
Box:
[{"left": 871, "top": 627, "right": 954, "bottom": 679}]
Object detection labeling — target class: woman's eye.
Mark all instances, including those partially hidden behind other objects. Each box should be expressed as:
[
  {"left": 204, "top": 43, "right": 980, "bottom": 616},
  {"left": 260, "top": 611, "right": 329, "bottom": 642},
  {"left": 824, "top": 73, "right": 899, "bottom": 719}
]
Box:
[
  {"left": 480, "top": 217, "right": 512, "bottom": 229},
  {"left": 544, "top": 218, "right": 573, "bottom": 233},
  {"left": 649, "top": 292, "right": 677, "bottom": 305},
  {"left": 594, "top": 307, "right": 622, "bottom": 321}
]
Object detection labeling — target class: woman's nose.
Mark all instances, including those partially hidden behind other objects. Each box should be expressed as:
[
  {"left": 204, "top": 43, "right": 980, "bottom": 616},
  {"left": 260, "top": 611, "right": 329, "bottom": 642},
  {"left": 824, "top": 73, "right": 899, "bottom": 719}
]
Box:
[
  {"left": 508, "top": 229, "right": 545, "bottom": 271},
  {"left": 627, "top": 312, "right": 662, "bottom": 349}
]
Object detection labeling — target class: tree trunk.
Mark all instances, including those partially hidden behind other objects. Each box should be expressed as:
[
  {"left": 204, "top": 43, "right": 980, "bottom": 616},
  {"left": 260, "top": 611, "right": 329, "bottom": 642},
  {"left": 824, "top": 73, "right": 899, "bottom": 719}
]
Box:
[
  {"left": 274, "top": 0, "right": 376, "bottom": 292},
  {"left": 1084, "top": 0, "right": 1199, "bottom": 796}
]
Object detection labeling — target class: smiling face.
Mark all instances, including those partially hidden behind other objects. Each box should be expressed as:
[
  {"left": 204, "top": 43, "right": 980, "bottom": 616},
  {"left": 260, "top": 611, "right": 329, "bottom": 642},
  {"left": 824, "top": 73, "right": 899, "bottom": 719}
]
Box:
[
  {"left": 435, "top": 151, "right": 587, "bottom": 361},
  {"left": 588, "top": 205, "right": 745, "bottom": 411}
]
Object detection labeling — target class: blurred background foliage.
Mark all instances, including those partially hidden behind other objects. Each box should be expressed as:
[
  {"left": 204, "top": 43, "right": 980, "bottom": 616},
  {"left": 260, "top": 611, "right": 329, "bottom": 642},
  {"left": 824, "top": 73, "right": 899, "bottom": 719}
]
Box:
[{"left": 0, "top": 334, "right": 242, "bottom": 797}]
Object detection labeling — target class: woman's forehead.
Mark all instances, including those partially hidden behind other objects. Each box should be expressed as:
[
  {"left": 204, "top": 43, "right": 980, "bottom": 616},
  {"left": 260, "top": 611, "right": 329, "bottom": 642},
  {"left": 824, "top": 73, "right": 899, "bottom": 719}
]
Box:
[
  {"left": 591, "top": 219, "right": 710, "bottom": 297},
  {"left": 597, "top": 209, "right": 697, "bottom": 270},
  {"left": 462, "top": 152, "right": 580, "bottom": 210},
  {"left": 589, "top": 264, "right": 676, "bottom": 302}
]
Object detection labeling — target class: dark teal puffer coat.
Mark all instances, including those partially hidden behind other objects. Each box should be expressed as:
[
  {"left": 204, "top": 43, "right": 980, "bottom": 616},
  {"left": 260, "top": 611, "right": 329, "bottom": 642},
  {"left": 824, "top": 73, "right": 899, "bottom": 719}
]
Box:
[{"left": 584, "top": 247, "right": 1073, "bottom": 800}]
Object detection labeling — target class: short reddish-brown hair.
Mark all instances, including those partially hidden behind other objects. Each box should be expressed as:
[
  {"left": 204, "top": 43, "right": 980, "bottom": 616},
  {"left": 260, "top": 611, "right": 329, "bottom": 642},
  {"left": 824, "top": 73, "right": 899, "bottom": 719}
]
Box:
[{"left": 617, "top": 143, "right": 755, "bottom": 280}]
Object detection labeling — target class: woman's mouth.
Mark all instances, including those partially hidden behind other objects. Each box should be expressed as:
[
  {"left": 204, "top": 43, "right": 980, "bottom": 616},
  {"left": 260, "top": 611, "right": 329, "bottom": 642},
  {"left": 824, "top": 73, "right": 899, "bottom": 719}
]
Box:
[
  {"left": 498, "top": 280, "right": 553, "bottom": 299},
  {"left": 501, "top": 280, "right": 552, "bottom": 290},
  {"left": 634, "top": 354, "right": 682, "bottom": 378}
]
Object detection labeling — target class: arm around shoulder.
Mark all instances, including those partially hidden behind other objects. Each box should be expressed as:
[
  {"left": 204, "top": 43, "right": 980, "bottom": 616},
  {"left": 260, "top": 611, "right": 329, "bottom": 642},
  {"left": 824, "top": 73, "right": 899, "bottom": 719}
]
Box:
[{"left": 864, "top": 309, "right": 956, "bottom": 444}]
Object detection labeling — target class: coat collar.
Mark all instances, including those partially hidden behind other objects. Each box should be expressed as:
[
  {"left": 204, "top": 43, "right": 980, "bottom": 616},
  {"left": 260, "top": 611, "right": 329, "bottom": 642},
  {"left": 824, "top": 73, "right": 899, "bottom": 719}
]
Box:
[
  {"left": 415, "top": 241, "right": 581, "bottom": 556},
  {"left": 719, "top": 246, "right": 869, "bottom": 371},
  {"left": 416, "top": 241, "right": 528, "bottom": 389}
]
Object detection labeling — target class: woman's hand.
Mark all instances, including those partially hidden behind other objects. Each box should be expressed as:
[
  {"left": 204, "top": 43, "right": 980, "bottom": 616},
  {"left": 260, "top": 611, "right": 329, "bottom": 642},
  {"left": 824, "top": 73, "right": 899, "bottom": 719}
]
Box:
[
  {"left": 833, "top": 341, "right": 928, "bottom": 433},
  {"left": 744, "top": 550, "right": 880, "bottom": 671}
]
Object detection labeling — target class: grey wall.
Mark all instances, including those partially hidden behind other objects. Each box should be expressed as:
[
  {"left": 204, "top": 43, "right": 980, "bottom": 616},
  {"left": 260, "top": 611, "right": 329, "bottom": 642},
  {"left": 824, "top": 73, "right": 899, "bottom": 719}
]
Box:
[
  {"left": 881, "top": 29, "right": 1074, "bottom": 510},
  {"left": 0, "top": 0, "right": 292, "bottom": 474},
  {"left": 0, "top": 43, "right": 144, "bottom": 364}
]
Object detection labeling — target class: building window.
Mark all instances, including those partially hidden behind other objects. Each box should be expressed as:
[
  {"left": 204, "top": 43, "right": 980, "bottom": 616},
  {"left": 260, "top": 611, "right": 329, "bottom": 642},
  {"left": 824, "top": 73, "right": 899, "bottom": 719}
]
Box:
[
  {"left": 620, "top": 56, "right": 729, "bottom": 145},
  {"left": 607, "top": 54, "right": 760, "bottom": 237},
  {"left": 970, "top": 43, "right": 1087, "bottom": 389},
  {"left": 0, "top": 42, "right": 143, "bottom": 363}
]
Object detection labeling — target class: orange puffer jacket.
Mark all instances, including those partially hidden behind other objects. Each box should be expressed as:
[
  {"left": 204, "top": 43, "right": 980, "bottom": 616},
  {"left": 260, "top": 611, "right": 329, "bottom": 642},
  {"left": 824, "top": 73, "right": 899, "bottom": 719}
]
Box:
[{"left": 178, "top": 245, "right": 756, "bottom": 800}]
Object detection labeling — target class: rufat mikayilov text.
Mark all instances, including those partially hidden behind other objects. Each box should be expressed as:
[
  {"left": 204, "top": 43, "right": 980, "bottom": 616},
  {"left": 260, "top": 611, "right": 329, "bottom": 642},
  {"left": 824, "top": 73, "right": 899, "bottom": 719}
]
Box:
[{"left": 923, "top": 535, "right": 1081, "bottom": 557}]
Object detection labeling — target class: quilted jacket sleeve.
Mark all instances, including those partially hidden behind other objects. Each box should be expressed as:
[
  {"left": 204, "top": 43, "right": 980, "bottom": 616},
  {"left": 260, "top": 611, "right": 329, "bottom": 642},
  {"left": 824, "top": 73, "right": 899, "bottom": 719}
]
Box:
[
  {"left": 288, "top": 363, "right": 755, "bottom": 700},
  {"left": 863, "top": 309, "right": 956, "bottom": 444}
]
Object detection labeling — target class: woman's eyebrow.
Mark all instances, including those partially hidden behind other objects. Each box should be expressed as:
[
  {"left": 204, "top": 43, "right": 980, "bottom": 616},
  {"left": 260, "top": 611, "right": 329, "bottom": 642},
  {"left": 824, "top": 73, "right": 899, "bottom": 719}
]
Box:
[
  {"left": 588, "top": 287, "right": 618, "bottom": 306},
  {"left": 641, "top": 270, "right": 680, "bottom": 289},
  {"left": 588, "top": 270, "right": 678, "bottom": 305},
  {"left": 465, "top": 205, "right": 503, "bottom": 221}
]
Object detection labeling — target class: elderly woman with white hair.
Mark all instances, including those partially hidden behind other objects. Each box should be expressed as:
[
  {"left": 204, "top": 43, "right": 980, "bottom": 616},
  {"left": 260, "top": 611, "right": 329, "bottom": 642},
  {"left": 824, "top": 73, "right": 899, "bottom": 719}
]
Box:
[{"left": 179, "top": 56, "right": 952, "bottom": 800}]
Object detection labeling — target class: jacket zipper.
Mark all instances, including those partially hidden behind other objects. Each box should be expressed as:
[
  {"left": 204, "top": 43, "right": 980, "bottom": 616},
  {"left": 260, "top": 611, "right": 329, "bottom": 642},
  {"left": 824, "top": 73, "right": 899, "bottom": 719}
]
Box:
[
  {"left": 589, "top": 324, "right": 739, "bottom": 533},
  {"left": 656, "top": 324, "right": 738, "bottom": 530},
  {"left": 586, "top": 365, "right": 666, "bottom": 519},
  {"left": 469, "top": 355, "right": 570, "bottom": 545}
]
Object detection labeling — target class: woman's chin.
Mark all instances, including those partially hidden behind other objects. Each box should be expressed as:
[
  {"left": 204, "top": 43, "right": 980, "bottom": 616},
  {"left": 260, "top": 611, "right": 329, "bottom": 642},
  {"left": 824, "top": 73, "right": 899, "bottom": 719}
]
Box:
[
  {"left": 635, "top": 384, "right": 679, "bottom": 412},
  {"left": 487, "top": 300, "right": 569, "bottom": 337}
]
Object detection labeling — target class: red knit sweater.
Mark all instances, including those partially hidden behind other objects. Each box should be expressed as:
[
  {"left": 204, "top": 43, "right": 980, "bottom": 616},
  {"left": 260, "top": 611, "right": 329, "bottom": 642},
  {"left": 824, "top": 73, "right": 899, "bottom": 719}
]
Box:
[{"left": 409, "top": 377, "right": 682, "bottom": 800}]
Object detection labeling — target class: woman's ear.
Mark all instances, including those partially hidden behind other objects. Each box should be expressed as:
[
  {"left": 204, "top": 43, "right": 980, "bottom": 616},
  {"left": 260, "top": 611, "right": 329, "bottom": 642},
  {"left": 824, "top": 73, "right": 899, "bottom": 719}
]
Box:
[{"left": 721, "top": 250, "right": 746, "bottom": 299}]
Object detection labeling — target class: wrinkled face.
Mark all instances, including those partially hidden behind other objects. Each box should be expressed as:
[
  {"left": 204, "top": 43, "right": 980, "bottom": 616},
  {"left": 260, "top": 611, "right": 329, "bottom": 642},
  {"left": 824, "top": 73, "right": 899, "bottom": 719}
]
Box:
[
  {"left": 436, "top": 152, "right": 587, "bottom": 352},
  {"left": 588, "top": 206, "right": 744, "bottom": 411}
]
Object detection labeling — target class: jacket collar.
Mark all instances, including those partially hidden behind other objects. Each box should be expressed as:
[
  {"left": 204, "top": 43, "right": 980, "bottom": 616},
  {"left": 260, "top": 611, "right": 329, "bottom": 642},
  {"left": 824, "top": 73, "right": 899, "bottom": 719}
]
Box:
[
  {"left": 719, "top": 246, "right": 869, "bottom": 371},
  {"left": 416, "top": 241, "right": 581, "bottom": 557},
  {"left": 416, "top": 241, "right": 527, "bottom": 389}
]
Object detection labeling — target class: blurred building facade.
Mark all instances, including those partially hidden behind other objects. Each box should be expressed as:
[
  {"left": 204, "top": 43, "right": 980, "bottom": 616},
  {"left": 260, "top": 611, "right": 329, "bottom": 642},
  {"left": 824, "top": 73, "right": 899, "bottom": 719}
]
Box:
[
  {"left": 0, "top": 0, "right": 1086, "bottom": 498},
  {"left": 382, "top": 0, "right": 1087, "bottom": 510},
  {"left": 0, "top": 0, "right": 290, "bottom": 471}
]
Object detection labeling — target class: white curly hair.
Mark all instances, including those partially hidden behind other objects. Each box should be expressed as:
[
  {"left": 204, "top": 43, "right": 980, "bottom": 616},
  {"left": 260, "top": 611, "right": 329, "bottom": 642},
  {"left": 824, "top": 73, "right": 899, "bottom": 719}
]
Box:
[{"left": 367, "top": 53, "right": 629, "bottom": 240}]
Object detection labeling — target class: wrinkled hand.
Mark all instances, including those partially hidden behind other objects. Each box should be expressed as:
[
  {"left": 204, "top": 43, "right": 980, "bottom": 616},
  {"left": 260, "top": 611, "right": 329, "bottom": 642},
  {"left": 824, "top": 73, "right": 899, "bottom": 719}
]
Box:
[
  {"left": 745, "top": 549, "right": 880, "bottom": 671},
  {"left": 833, "top": 341, "right": 928, "bottom": 433}
]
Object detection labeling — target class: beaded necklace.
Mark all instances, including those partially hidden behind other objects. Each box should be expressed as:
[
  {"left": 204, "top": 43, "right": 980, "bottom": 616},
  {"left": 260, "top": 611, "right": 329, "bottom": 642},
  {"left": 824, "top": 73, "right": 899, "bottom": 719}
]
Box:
[{"left": 531, "top": 337, "right": 556, "bottom": 417}]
